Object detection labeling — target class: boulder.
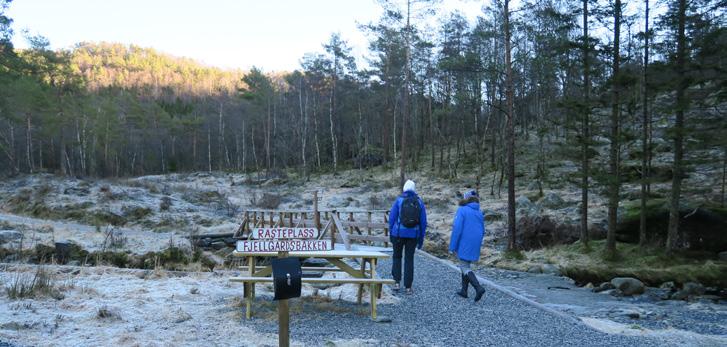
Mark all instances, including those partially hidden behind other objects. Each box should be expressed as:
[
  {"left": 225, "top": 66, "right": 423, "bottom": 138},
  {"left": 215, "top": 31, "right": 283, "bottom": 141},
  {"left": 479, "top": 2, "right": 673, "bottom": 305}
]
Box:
[
  {"left": 659, "top": 281, "right": 676, "bottom": 291},
  {"left": 592, "top": 282, "right": 615, "bottom": 293},
  {"left": 527, "top": 265, "right": 542, "bottom": 273},
  {"left": 671, "top": 282, "right": 706, "bottom": 300},
  {"left": 610, "top": 277, "right": 645, "bottom": 296},
  {"left": 718, "top": 251, "right": 727, "bottom": 262},
  {"left": 516, "top": 215, "right": 579, "bottom": 250},
  {"left": 55, "top": 241, "right": 72, "bottom": 264},
  {"left": 541, "top": 192, "right": 566, "bottom": 209},
  {"left": 516, "top": 196, "right": 535, "bottom": 212},
  {"left": 0, "top": 230, "right": 22, "bottom": 244}
]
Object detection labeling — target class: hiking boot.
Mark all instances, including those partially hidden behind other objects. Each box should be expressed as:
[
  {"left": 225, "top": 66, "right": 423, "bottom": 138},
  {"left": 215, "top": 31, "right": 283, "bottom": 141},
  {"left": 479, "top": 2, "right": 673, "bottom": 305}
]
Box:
[
  {"left": 405, "top": 288, "right": 413, "bottom": 295},
  {"left": 466, "top": 271, "right": 486, "bottom": 302},
  {"left": 456, "top": 273, "right": 469, "bottom": 298},
  {"left": 392, "top": 283, "right": 400, "bottom": 292}
]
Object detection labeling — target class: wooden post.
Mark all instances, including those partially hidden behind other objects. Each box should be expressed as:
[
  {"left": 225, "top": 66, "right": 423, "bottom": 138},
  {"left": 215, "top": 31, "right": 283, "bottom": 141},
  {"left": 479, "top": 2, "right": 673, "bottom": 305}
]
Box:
[
  {"left": 367, "top": 212, "right": 372, "bottom": 246},
  {"left": 279, "top": 212, "right": 284, "bottom": 227},
  {"left": 314, "top": 191, "right": 321, "bottom": 230},
  {"left": 330, "top": 211, "right": 336, "bottom": 246},
  {"left": 370, "top": 258, "right": 377, "bottom": 320},
  {"left": 245, "top": 256, "right": 254, "bottom": 319},
  {"left": 278, "top": 251, "right": 290, "bottom": 347}
]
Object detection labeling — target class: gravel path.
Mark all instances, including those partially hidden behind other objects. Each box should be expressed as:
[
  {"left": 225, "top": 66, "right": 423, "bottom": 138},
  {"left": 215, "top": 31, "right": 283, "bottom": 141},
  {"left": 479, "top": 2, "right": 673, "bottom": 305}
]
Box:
[{"left": 244, "top": 252, "right": 667, "bottom": 346}]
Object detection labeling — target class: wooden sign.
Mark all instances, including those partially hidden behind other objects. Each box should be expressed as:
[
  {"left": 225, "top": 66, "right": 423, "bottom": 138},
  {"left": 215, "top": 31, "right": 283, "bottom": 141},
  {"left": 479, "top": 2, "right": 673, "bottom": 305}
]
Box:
[
  {"left": 237, "top": 239, "right": 332, "bottom": 252},
  {"left": 252, "top": 227, "right": 319, "bottom": 240}
]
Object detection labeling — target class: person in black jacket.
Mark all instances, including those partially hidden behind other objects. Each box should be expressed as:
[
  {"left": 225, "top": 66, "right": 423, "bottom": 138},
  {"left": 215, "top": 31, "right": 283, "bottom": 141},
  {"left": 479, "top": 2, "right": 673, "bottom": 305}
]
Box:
[{"left": 388, "top": 179, "right": 427, "bottom": 295}]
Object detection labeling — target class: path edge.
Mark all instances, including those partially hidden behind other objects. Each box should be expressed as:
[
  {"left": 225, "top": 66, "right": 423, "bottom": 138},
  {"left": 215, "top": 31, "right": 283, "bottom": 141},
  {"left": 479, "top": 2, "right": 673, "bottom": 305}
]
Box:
[{"left": 415, "top": 249, "right": 586, "bottom": 327}]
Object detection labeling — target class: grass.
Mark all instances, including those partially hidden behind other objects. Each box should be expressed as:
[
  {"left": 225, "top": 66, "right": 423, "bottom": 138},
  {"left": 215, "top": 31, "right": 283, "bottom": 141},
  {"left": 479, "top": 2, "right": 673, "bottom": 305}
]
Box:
[
  {"left": 5, "top": 267, "right": 64, "bottom": 300},
  {"left": 494, "top": 240, "right": 727, "bottom": 287}
]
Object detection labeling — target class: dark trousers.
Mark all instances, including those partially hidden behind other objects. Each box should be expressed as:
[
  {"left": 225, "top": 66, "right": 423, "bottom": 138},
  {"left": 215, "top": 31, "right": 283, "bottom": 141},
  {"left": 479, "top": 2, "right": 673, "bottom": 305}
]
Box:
[{"left": 391, "top": 237, "right": 417, "bottom": 288}]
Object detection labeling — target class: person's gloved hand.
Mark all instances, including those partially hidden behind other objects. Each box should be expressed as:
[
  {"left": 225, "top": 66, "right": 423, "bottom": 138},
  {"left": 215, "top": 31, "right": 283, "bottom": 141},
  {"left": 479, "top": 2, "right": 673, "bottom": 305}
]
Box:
[
  {"left": 389, "top": 235, "right": 398, "bottom": 244},
  {"left": 417, "top": 239, "right": 423, "bottom": 250}
]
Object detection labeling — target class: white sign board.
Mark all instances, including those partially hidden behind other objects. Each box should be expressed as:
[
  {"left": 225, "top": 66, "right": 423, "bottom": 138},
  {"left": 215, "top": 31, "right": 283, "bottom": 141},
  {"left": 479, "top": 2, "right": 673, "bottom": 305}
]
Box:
[
  {"left": 252, "top": 227, "right": 319, "bottom": 240},
  {"left": 237, "top": 239, "right": 332, "bottom": 252}
]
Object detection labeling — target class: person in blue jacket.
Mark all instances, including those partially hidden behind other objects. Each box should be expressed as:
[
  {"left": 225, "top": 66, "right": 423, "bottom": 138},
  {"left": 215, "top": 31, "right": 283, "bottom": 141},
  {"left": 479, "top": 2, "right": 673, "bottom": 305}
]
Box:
[
  {"left": 389, "top": 179, "right": 427, "bottom": 295},
  {"left": 449, "top": 189, "right": 486, "bottom": 302}
]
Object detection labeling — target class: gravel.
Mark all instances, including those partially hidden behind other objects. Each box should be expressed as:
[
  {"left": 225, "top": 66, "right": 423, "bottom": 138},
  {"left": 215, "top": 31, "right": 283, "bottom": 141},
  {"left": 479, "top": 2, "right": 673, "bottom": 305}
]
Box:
[{"left": 243, "top": 253, "right": 667, "bottom": 346}]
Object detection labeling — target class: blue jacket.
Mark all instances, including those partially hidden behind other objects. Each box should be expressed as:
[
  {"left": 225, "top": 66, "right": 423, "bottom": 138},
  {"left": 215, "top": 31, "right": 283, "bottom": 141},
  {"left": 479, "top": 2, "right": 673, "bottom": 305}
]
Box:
[
  {"left": 449, "top": 201, "right": 485, "bottom": 262},
  {"left": 388, "top": 191, "right": 427, "bottom": 248}
]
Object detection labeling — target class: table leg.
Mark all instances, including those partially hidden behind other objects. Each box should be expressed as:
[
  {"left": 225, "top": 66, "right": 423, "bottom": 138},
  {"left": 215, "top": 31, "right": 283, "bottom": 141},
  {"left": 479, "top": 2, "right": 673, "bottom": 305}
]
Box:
[
  {"left": 370, "top": 258, "right": 377, "bottom": 320},
  {"left": 357, "top": 259, "right": 366, "bottom": 305}
]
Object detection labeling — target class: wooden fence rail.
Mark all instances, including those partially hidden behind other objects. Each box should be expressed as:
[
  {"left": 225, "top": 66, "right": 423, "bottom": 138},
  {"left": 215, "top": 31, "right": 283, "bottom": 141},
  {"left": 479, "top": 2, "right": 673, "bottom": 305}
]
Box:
[{"left": 233, "top": 209, "right": 390, "bottom": 249}]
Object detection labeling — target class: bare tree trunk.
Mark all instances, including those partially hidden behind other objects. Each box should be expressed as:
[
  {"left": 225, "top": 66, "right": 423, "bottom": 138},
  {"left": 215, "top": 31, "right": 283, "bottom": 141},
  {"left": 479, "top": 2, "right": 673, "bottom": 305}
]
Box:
[
  {"left": 505, "top": 0, "right": 517, "bottom": 251},
  {"left": 266, "top": 99, "right": 271, "bottom": 174},
  {"left": 26, "top": 113, "right": 33, "bottom": 173},
  {"left": 300, "top": 81, "right": 308, "bottom": 178},
  {"left": 399, "top": 0, "right": 412, "bottom": 189},
  {"left": 219, "top": 101, "right": 230, "bottom": 169},
  {"left": 666, "top": 0, "right": 687, "bottom": 254},
  {"left": 329, "top": 78, "right": 338, "bottom": 173},
  {"left": 639, "top": 0, "right": 651, "bottom": 247},
  {"left": 581, "top": 0, "right": 591, "bottom": 247},
  {"left": 313, "top": 96, "right": 321, "bottom": 169},
  {"left": 607, "top": 0, "right": 622, "bottom": 257},
  {"left": 207, "top": 125, "right": 212, "bottom": 172}
]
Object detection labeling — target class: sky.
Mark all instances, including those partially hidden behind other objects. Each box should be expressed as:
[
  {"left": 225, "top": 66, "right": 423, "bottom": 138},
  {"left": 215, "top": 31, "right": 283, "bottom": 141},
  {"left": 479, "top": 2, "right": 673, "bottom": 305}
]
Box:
[{"left": 7, "top": 0, "right": 483, "bottom": 72}]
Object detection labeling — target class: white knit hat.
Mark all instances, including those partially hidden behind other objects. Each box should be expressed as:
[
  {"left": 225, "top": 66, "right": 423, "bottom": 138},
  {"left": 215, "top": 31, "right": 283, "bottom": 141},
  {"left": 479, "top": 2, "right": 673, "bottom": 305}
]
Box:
[{"left": 403, "top": 180, "right": 416, "bottom": 193}]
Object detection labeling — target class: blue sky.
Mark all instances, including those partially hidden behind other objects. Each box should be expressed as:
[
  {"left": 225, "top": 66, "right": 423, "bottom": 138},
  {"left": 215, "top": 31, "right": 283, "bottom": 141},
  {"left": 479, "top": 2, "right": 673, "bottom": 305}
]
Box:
[{"left": 8, "top": 0, "right": 482, "bottom": 72}]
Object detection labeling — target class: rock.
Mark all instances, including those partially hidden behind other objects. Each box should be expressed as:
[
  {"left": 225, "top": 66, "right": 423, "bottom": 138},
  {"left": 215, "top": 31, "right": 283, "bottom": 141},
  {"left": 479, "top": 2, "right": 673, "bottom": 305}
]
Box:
[
  {"left": 63, "top": 186, "right": 90, "bottom": 196},
  {"left": 55, "top": 241, "right": 72, "bottom": 264},
  {"left": 541, "top": 192, "right": 566, "bottom": 209},
  {"left": 610, "top": 277, "right": 645, "bottom": 296},
  {"left": 527, "top": 265, "right": 542, "bottom": 273},
  {"left": 168, "top": 308, "right": 192, "bottom": 323},
  {"left": 592, "top": 282, "right": 615, "bottom": 293},
  {"left": 0, "top": 230, "right": 22, "bottom": 244},
  {"left": 483, "top": 209, "right": 503, "bottom": 222},
  {"left": 541, "top": 264, "right": 560, "bottom": 276},
  {"left": 527, "top": 181, "right": 541, "bottom": 191},
  {"left": 607, "top": 289, "right": 624, "bottom": 297},
  {"left": 659, "top": 281, "right": 676, "bottom": 291},
  {"left": 671, "top": 282, "right": 706, "bottom": 300},
  {"left": 516, "top": 215, "right": 579, "bottom": 250},
  {"left": 584, "top": 283, "right": 594, "bottom": 289},
  {"left": 67, "top": 260, "right": 80, "bottom": 266},
  {"left": 516, "top": 196, "right": 535, "bottom": 212},
  {"left": 614, "top": 309, "right": 642, "bottom": 319},
  {"left": 718, "top": 251, "right": 727, "bottom": 262}
]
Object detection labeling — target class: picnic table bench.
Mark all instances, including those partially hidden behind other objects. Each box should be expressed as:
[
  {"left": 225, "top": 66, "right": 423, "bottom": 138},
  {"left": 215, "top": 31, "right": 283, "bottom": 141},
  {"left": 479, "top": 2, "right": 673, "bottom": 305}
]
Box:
[{"left": 230, "top": 249, "right": 394, "bottom": 320}]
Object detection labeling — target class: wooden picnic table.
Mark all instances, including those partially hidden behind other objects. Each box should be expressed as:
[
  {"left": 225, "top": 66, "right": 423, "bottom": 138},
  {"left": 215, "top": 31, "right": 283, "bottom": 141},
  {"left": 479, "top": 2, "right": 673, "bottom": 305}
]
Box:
[{"left": 230, "top": 248, "right": 394, "bottom": 321}]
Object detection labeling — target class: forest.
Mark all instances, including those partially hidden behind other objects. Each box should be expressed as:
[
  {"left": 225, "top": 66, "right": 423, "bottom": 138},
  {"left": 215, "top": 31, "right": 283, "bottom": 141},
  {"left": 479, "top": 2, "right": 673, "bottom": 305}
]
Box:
[{"left": 1, "top": 0, "right": 726, "bottom": 255}]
